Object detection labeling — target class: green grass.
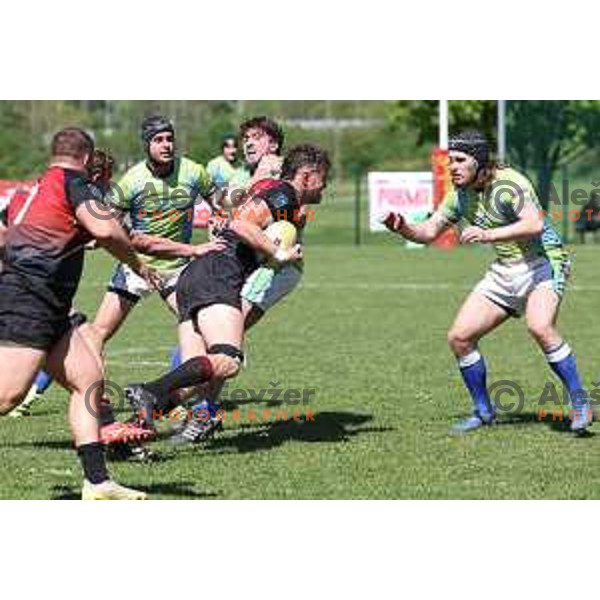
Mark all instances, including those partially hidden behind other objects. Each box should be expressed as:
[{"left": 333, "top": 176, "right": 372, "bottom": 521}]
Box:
[{"left": 4, "top": 184, "right": 600, "bottom": 499}]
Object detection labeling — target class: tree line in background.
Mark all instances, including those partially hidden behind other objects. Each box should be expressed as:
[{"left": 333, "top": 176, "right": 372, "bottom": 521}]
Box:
[{"left": 2, "top": 100, "right": 600, "bottom": 208}]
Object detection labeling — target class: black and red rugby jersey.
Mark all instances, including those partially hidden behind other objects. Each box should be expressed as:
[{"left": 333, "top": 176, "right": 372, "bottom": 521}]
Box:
[
  {"left": 218, "top": 178, "right": 300, "bottom": 275},
  {"left": 3, "top": 166, "right": 100, "bottom": 312}
]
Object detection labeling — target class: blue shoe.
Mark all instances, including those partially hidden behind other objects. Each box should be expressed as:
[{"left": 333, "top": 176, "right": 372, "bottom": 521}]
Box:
[
  {"left": 451, "top": 412, "right": 495, "bottom": 435},
  {"left": 570, "top": 402, "right": 592, "bottom": 434}
]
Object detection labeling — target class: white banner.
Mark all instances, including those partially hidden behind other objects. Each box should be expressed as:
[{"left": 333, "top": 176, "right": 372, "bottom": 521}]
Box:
[{"left": 368, "top": 172, "right": 434, "bottom": 232}]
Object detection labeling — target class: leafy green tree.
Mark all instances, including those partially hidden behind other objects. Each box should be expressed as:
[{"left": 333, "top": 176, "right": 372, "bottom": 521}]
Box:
[
  {"left": 391, "top": 100, "right": 600, "bottom": 208},
  {"left": 506, "top": 100, "right": 600, "bottom": 206}
]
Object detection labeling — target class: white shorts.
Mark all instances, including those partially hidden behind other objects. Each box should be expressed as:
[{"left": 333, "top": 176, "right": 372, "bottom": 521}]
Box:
[
  {"left": 108, "top": 263, "right": 187, "bottom": 303},
  {"left": 474, "top": 254, "right": 570, "bottom": 317},
  {"left": 241, "top": 264, "right": 302, "bottom": 312}
]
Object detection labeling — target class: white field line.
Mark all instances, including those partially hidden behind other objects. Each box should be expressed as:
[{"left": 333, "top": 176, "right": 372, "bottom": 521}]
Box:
[
  {"left": 86, "top": 281, "right": 600, "bottom": 292},
  {"left": 105, "top": 360, "right": 167, "bottom": 367}
]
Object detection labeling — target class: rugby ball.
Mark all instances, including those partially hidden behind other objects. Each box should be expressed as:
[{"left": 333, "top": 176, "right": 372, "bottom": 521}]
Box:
[{"left": 264, "top": 220, "right": 298, "bottom": 250}]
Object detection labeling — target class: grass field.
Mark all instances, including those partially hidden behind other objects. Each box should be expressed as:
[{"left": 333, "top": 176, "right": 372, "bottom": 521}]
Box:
[{"left": 3, "top": 182, "right": 600, "bottom": 499}]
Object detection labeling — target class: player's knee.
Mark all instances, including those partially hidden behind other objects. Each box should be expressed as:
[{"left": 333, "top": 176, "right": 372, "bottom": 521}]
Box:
[
  {"left": 207, "top": 345, "right": 243, "bottom": 379},
  {"left": 212, "top": 355, "right": 241, "bottom": 379},
  {"left": 527, "top": 321, "right": 555, "bottom": 345},
  {"left": 447, "top": 328, "right": 473, "bottom": 354},
  {"left": 65, "top": 364, "right": 104, "bottom": 397}
]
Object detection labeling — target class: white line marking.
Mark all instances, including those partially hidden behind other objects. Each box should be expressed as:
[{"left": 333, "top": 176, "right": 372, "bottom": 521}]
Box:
[
  {"left": 86, "top": 280, "right": 600, "bottom": 292},
  {"left": 106, "top": 360, "right": 167, "bottom": 367}
]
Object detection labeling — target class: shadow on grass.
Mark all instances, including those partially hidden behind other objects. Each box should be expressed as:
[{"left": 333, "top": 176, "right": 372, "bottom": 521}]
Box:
[
  {"left": 203, "top": 410, "right": 390, "bottom": 454},
  {"left": 4, "top": 439, "right": 74, "bottom": 451},
  {"left": 51, "top": 481, "right": 218, "bottom": 500},
  {"left": 220, "top": 398, "right": 284, "bottom": 410},
  {"left": 492, "top": 411, "right": 595, "bottom": 437},
  {"left": 4, "top": 438, "right": 181, "bottom": 463}
]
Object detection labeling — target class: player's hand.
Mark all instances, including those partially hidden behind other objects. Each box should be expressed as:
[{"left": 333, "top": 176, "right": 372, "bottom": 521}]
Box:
[
  {"left": 138, "top": 264, "right": 163, "bottom": 292},
  {"left": 460, "top": 226, "right": 491, "bottom": 244},
  {"left": 208, "top": 215, "right": 229, "bottom": 240},
  {"left": 381, "top": 212, "right": 405, "bottom": 233},
  {"left": 192, "top": 240, "right": 226, "bottom": 257},
  {"left": 274, "top": 243, "right": 303, "bottom": 264}
]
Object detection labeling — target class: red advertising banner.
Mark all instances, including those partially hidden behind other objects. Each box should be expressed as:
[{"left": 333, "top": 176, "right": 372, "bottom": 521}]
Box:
[{"left": 431, "top": 148, "right": 458, "bottom": 249}]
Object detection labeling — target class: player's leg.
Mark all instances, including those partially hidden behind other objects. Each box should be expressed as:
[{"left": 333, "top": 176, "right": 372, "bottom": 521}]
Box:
[
  {"left": 0, "top": 345, "right": 46, "bottom": 415},
  {"left": 448, "top": 290, "right": 510, "bottom": 432},
  {"left": 9, "top": 312, "right": 89, "bottom": 418},
  {"left": 168, "top": 320, "right": 226, "bottom": 444},
  {"left": 525, "top": 258, "right": 590, "bottom": 432},
  {"left": 90, "top": 263, "right": 152, "bottom": 355},
  {"left": 195, "top": 265, "right": 301, "bottom": 408},
  {"left": 84, "top": 269, "right": 145, "bottom": 440},
  {"left": 153, "top": 305, "right": 243, "bottom": 398},
  {"left": 128, "top": 305, "right": 244, "bottom": 426},
  {"left": 45, "top": 327, "right": 145, "bottom": 499},
  {"left": 89, "top": 290, "right": 138, "bottom": 354},
  {"left": 8, "top": 368, "right": 53, "bottom": 417},
  {"left": 183, "top": 265, "right": 302, "bottom": 441}
]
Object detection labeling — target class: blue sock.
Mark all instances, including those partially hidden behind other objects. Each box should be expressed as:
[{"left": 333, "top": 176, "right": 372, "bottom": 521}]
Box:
[
  {"left": 458, "top": 350, "right": 495, "bottom": 420},
  {"left": 191, "top": 398, "right": 219, "bottom": 419},
  {"left": 170, "top": 347, "right": 182, "bottom": 370},
  {"left": 34, "top": 370, "right": 53, "bottom": 394},
  {"left": 546, "top": 343, "right": 586, "bottom": 407}
]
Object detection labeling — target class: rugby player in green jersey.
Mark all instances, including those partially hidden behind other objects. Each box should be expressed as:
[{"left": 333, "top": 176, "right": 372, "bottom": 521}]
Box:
[
  {"left": 384, "top": 130, "right": 591, "bottom": 434},
  {"left": 88, "top": 116, "right": 218, "bottom": 357},
  {"left": 207, "top": 134, "right": 239, "bottom": 188}
]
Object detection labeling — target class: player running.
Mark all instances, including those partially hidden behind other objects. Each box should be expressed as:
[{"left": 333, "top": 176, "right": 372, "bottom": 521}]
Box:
[
  {"left": 169, "top": 119, "right": 316, "bottom": 444},
  {"left": 0, "top": 127, "right": 161, "bottom": 499},
  {"left": 125, "top": 144, "right": 331, "bottom": 429},
  {"left": 87, "top": 115, "right": 215, "bottom": 358},
  {"left": 383, "top": 130, "right": 591, "bottom": 434},
  {"left": 172, "top": 165, "right": 321, "bottom": 444},
  {"left": 9, "top": 147, "right": 222, "bottom": 424},
  {"left": 165, "top": 116, "right": 290, "bottom": 441}
]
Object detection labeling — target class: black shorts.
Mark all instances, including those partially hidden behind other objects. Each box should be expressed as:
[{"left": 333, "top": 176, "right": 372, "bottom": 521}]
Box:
[
  {"left": 0, "top": 271, "right": 71, "bottom": 350},
  {"left": 177, "top": 252, "right": 246, "bottom": 324}
]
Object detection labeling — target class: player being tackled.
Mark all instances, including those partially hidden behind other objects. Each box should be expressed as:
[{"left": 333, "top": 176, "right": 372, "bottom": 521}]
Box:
[{"left": 124, "top": 145, "right": 331, "bottom": 433}]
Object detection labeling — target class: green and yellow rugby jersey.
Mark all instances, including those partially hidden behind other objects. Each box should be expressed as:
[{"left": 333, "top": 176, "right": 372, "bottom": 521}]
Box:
[
  {"left": 227, "top": 164, "right": 252, "bottom": 192},
  {"left": 206, "top": 155, "right": 238, "bottom": 188},
  {"left": 439, "top": 166, "right": 564, "bottom": 261},
  {"left": 109, "top": 156, "right": 213, "bottom": 270}
]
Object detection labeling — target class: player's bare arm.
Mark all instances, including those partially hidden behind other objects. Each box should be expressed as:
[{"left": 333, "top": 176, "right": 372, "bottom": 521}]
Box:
[
  {"left": 383, "top": 210, "right": 449, "bottom": 244},
  {"left": 228, "top": 198, "right": 301, "bottom": 262},
  {"left": 130, "top": 232, "right": 225, "bottom": 259},
  {"left": 460, "top": 202, "right": 544, "bottom": 244}
]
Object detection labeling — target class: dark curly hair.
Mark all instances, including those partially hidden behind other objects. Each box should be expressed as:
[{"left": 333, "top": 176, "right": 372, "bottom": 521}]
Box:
[
  {"left": 281, "top": 144, "right": 331, "bottom": 180},
  {"left": 239, "top": 116, "right": 284, "bottom": 155}
]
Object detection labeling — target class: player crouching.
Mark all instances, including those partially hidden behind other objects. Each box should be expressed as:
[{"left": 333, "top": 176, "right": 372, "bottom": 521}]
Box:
[{"left": 384, "top": 130, "right": 591, "bottom": 434}]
